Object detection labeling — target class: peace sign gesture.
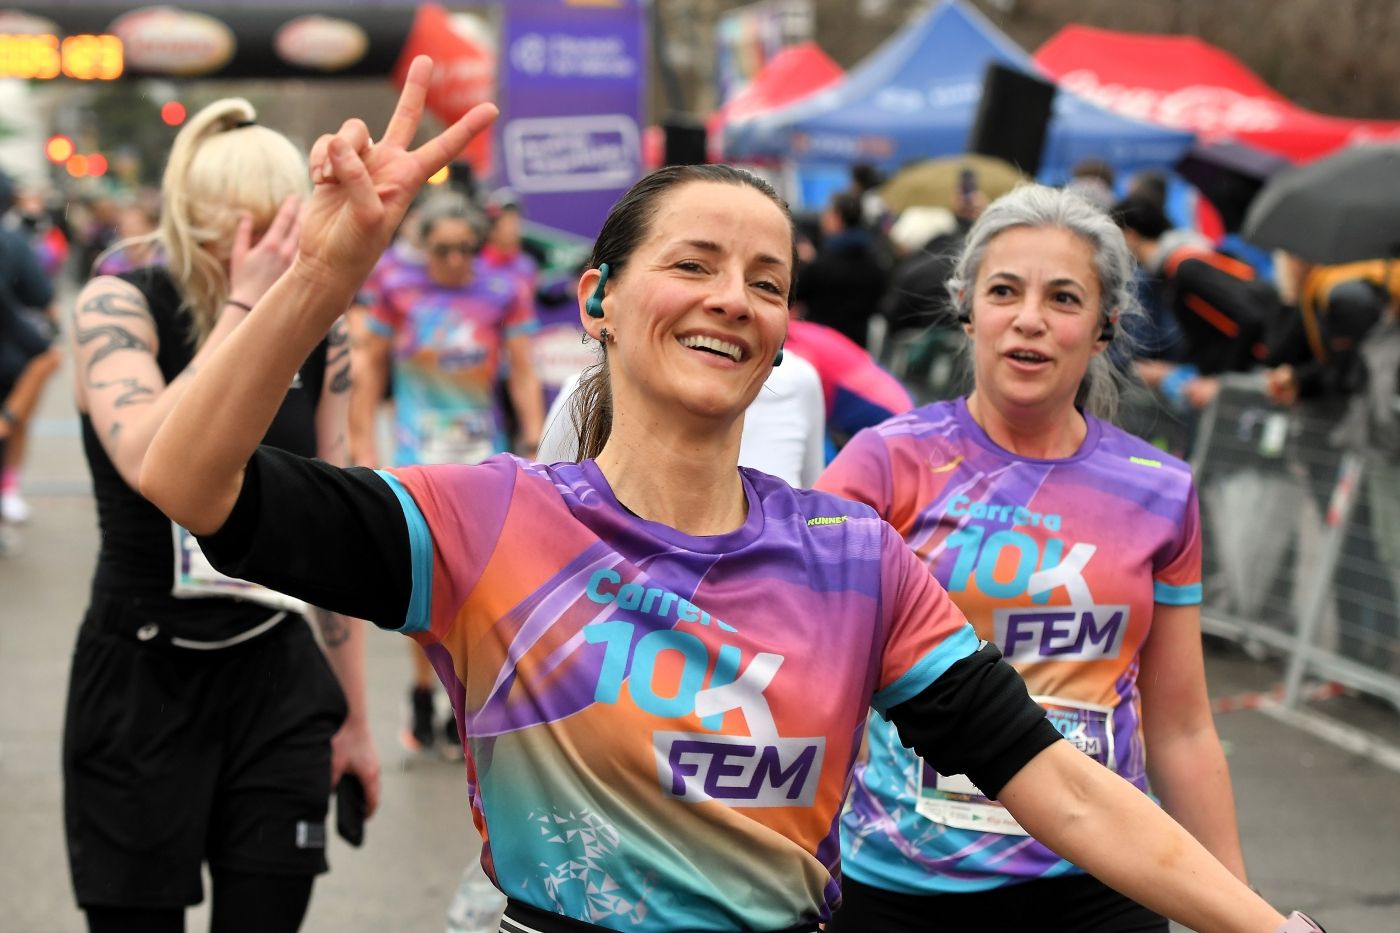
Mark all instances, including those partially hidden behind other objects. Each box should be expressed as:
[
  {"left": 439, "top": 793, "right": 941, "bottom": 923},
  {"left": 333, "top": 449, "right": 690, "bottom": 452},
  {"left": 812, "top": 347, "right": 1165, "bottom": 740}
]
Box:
[{"left": 298, "top": 55, "right": 498, "bottom": 289}]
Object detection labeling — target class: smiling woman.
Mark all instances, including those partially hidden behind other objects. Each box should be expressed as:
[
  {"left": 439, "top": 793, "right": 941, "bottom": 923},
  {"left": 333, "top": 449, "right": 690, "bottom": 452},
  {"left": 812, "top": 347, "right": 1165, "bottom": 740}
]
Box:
[
  {"left": 566, "top": 164, "right": 798, "bottom": 486},
  {"left": 136, "top": 64, "right": 1306, "bottom": 933}
]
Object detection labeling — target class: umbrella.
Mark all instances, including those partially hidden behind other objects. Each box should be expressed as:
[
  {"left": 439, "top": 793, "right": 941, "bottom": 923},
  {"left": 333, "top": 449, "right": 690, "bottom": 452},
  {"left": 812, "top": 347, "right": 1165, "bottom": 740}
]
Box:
[
  {"left": 880, "top": 154, "right": 1027, "bottom": 214},
  {"left": 1242, "top": 142, "right": 1400, "bottom": 264},
  {"left": 1175, "top": 140, "right": 1290, "bottom": 233}
]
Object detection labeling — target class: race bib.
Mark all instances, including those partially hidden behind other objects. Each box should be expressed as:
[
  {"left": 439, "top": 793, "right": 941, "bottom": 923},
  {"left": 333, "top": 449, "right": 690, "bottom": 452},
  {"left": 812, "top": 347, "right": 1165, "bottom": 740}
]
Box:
[
  {"left": 417, "top": 409, "right": 498, "bottom": 465},
  {"left": 171, "top": 523, "right": 309, "bottom": 614},
  {"left": 915, "top": 695, "right": 1116, "bottom": 836}
]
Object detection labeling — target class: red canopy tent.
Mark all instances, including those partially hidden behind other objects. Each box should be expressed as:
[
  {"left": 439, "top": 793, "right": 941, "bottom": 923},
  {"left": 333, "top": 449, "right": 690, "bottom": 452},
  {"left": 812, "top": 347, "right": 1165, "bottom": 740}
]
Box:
[
  {"left": 708, "top": 41, "right": 844, "bottom": 161},
  {"left": 1034, "top": 25, "right": 1400, "bottom": 163}
]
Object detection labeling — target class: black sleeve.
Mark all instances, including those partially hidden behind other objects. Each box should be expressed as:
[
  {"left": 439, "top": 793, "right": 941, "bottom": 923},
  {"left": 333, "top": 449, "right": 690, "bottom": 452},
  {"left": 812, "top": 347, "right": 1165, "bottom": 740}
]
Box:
[
  {"left": 885, "top": 641, "right": 1062, "bottom": 799},
  {"left": 197, "top": 446, "right": 414, "bottom": 629}
]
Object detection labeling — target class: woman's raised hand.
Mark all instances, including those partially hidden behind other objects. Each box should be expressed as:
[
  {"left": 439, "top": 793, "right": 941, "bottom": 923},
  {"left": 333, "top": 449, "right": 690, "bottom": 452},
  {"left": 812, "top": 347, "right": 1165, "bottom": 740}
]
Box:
[
  {"left": 298, "top": 55, "right": 498, "bottom": 289},
  {"left": 228, "top": 194, "right": 301, "bottom": 306}
]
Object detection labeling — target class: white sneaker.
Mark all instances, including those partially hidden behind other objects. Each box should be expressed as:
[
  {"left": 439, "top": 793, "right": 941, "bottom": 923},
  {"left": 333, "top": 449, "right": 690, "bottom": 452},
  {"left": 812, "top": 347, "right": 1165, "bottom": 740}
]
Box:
[{"left": 1, "top": 492, "right": 30, "bottom": 524}]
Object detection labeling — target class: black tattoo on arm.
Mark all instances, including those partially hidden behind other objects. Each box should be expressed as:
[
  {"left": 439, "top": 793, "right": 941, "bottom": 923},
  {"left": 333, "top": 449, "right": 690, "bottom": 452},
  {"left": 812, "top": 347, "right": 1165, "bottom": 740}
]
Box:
[
  {"left": 92, "top": 377, "right": 156, "bottom": 407},
  {"left": 76, "top": 324, "right": 152, "bottom": 375},
  {"left": 326, "top": 319, "right": 352, "bottom": 395},
  {"left": 317, "top": 611, "right": 351, "bottom": 648},
  {"left": 76, "top": 287, "right": 150, "bottom": 320}
]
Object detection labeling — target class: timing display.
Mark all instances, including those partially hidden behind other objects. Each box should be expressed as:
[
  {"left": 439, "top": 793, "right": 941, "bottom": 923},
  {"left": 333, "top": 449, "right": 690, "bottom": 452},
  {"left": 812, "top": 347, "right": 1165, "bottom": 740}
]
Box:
[{"left": 0, "top": 33, "right": 123, "bottom": 80}]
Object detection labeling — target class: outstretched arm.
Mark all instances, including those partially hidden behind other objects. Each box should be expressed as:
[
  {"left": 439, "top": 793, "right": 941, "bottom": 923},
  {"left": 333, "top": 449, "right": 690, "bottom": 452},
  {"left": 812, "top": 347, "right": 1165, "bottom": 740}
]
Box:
[
  {"left": 1000, "top": 743, "right": 1279, "bottom": 933},
  {"left": 140, "top": 57, "right": 498, "bottom": 532}
]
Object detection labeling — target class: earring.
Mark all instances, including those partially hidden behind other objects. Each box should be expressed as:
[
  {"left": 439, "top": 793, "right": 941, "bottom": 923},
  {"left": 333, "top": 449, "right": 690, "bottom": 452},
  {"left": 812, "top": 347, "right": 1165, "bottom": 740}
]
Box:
[
  {"left": 585, "top": 263, "right": 610, "bottom": 318},
  {"left": 599, "top": 327, "right": 613, "bottom": 343}
]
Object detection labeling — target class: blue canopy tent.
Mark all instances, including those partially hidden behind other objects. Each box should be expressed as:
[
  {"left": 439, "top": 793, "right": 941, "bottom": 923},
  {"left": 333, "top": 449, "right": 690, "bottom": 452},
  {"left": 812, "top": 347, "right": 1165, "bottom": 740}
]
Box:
[{"left": 724, "top": 0, "right": 1194, "bottom": 202}]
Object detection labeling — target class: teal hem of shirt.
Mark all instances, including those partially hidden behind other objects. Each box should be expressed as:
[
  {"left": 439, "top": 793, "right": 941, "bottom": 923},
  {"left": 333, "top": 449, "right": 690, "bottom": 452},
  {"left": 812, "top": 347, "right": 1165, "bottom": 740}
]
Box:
[
  {"left": 375, "top": 470, "right": 433, "bottom": 634},
  {"left": 872, "top": 625, "right": 980, "bottom": 717},
  {"left": 1153, "top": 581, "right": 1202, "bottom": 605}
]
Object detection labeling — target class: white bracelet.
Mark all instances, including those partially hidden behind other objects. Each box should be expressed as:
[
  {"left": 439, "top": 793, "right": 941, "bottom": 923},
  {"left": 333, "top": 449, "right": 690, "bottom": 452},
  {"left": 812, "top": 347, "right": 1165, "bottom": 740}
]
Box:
[{"left": 1274, "top": 911, "right": 1326, "bottom": 933}]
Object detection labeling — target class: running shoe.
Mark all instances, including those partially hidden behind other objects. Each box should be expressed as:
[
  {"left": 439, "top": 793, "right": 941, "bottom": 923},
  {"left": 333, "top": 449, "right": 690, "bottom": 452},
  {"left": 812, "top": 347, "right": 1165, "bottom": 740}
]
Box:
[{"left": 1, "top": 492, "right": 30, "bottom": 524}]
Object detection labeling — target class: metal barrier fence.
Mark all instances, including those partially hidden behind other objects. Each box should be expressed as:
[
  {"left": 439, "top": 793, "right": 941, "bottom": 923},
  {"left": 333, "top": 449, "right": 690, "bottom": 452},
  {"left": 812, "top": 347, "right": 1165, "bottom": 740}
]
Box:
[{"left": 1191, "top": 374, "right": 1400, "bottom": 712}]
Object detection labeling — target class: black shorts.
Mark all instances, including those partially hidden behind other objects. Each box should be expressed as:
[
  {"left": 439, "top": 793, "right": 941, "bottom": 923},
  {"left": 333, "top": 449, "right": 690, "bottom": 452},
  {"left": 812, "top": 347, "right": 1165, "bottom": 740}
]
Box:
[
  {"left": 828, "top": 874, "right": 1168, "bottom": 933},
  {"left": 0, "top": 306, "right": 54, "bottom": 388},
  {"left": 63, "top": 593, "right": 347, "bottom": 909}
]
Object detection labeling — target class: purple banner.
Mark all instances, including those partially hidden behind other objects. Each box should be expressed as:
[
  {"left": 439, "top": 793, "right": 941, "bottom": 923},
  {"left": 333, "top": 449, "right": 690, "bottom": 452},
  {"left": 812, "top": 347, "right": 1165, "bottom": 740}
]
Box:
[{"left": 499, "top": 0, "right": 646, "bottom": 240}]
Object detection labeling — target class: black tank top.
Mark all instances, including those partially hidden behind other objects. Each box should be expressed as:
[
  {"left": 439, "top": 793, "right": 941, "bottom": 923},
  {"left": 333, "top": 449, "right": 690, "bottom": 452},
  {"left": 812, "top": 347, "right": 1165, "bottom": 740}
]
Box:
[{"left": 82, "top": 266, "right": 328, "bottom": 639}]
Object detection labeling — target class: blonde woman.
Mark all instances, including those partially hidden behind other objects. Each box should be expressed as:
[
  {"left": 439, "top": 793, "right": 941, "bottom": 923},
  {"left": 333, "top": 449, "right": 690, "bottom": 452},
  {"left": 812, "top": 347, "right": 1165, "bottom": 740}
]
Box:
[{"left": 63, "top": 99, "right": 378, "bottom": 933}]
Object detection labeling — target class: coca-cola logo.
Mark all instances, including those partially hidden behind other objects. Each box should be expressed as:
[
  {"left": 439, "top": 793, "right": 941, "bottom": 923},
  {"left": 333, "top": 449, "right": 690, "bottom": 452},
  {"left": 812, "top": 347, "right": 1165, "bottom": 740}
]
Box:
[
  {"left": 1059, "top": 68, "right": 1285, "bottom": 134},
  {"left": 274, "top": 15, "right": 368, "bottom": 72},
  {"left": 110, "top": 7, "right": 235, "bottom": 76}
]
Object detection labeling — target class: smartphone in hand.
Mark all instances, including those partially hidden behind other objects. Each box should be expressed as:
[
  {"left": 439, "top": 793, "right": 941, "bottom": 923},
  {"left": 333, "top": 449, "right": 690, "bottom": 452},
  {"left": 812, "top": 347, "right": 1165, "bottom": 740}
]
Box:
[{"left": 336, "top": 775, "right": 367, "bottom": 848}]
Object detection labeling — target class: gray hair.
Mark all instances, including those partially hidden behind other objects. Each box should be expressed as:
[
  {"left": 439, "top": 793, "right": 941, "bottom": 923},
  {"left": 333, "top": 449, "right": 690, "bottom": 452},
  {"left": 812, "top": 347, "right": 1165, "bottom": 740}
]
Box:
[
  {"left": 946, "top": 183, "right": 1143, "bottom": 422},
  {"left": 416, "top": 193, "right": 487, "bottom": 243}
]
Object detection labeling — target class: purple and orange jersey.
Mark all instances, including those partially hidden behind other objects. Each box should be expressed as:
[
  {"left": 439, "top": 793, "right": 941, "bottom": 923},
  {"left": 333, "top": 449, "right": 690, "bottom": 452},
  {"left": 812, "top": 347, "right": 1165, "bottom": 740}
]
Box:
[
  {"left": 363, "top": 259, "right": 536, "bottom": 466},
  {"left": 375, "top": 456, "right": 979, "bottom": 930},
  {"left": 817, "top": 398, "right": 1201, "bottom": 893}
]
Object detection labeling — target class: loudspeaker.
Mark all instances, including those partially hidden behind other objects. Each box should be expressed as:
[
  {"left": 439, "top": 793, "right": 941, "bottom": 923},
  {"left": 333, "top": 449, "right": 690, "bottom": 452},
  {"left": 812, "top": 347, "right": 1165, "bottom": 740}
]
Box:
[
  {"left": 967, "top": 64, "right": 1056, "bottom": 177},
  {"left": 662, "top": 119, "right": 707, "bottom": 167}
]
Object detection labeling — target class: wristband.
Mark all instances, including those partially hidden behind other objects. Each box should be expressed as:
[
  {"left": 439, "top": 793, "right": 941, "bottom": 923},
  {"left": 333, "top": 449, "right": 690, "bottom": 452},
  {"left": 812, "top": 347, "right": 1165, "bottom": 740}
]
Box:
[
  {"left": 1275, "top": 911, "right": 1326, "bottom": 932},
  {"left": 225, "top": 299, "right": 254, "bottom": 312}
]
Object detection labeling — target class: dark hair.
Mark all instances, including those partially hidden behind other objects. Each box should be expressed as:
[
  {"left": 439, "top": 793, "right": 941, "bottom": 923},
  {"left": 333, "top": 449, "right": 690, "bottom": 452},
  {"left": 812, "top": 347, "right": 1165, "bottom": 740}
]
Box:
[
  {"left": 1071, "top": 158, "right": 1116, "bottom": 187},
  {"left": 851, "top": 162, "right": 883, "bottom": 193},
  {"left": 573, "top": 164, "right": 798, "bottom": 460},
  {"left": 1111, "top": 194, "right": 1171, "bottom": 241},
  {"left": 828, "top": 191, "right": 863, "bottom": 230}
]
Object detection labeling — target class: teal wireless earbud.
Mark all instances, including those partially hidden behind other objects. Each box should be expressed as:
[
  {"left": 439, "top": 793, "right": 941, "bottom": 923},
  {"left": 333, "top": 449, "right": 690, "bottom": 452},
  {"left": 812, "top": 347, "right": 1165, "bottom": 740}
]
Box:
[
  {"left": 585, "top": 263, "right": 610, "bottom": 318},
  {"left": 773, "top": 347, "right": 784, "bottom": 367}
]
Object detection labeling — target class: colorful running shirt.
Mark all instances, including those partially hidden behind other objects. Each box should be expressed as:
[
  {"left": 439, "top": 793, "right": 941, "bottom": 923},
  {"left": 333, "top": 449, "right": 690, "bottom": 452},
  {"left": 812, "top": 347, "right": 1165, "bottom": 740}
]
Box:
[
  {"left": 784, "top": 319, "right": 913, "bottom": 444},
  {"left": 364, "top": 260, "right": 536, "bottom": 466},
  {"left": 817, "top": 398, "right": 1202, "bottom": 894},
  {"left": 377, "top": 455, "right": 980, "bottom": 930}
]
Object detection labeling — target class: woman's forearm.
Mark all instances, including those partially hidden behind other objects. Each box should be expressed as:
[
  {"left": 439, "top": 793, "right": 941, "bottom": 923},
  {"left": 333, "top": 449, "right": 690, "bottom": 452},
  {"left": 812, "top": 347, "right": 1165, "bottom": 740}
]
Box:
[
  {"left": 1148, "top": 724, "right": 1248, "bottom": 882},
  {"left": 141, "top": 261, "right": 355, "bottom": 533},
  {"left": 1002, "top": 742, "right": 1282, "bottom": 933}
]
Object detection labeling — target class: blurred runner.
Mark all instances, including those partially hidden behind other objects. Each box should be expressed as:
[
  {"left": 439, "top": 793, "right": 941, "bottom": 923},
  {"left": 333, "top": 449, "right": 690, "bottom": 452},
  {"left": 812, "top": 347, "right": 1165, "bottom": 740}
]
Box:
[{"left": 352, "top": 193, "right": 543, "bottom": 755}]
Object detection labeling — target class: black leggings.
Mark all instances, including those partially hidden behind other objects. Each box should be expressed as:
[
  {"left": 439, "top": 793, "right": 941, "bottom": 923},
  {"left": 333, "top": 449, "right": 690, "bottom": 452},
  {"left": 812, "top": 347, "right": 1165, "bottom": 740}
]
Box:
[
  {"left": 828, "top": 874, "right": 1168, "bottom": 933},
  {"left": 84, "top": 870, "right": 314, "bottom": 933}
]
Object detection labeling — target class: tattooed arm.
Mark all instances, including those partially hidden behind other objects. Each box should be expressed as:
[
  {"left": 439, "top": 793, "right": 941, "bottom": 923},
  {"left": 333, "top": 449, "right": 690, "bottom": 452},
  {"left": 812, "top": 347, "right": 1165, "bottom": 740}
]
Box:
[
  {"left": 347, "top": 314, "right": 391, "bottom": 468},
  {"left": 309, "top": 331, "right": 381, "bottom": 816},
  {"left": 316, "top": 315, "right": 353, "bottom": 468},
  {"left": 70, "top": 276, "right": 231, "bottom": 490},
  {"left": 72, "top": 198, "right": 302, "bottom": 491}
]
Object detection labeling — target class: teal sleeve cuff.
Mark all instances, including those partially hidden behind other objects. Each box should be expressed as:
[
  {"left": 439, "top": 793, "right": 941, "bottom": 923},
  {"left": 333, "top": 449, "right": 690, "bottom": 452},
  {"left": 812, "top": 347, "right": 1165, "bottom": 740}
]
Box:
[
  {"left": 374, "top": 470, "right": 434, "bottom": 633},
  {"left": 1154, "top": 581, "right": 1203, "bottom": 606},
  {"left": 872, "top": 624, "right": 981, "bottom": 717}
]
